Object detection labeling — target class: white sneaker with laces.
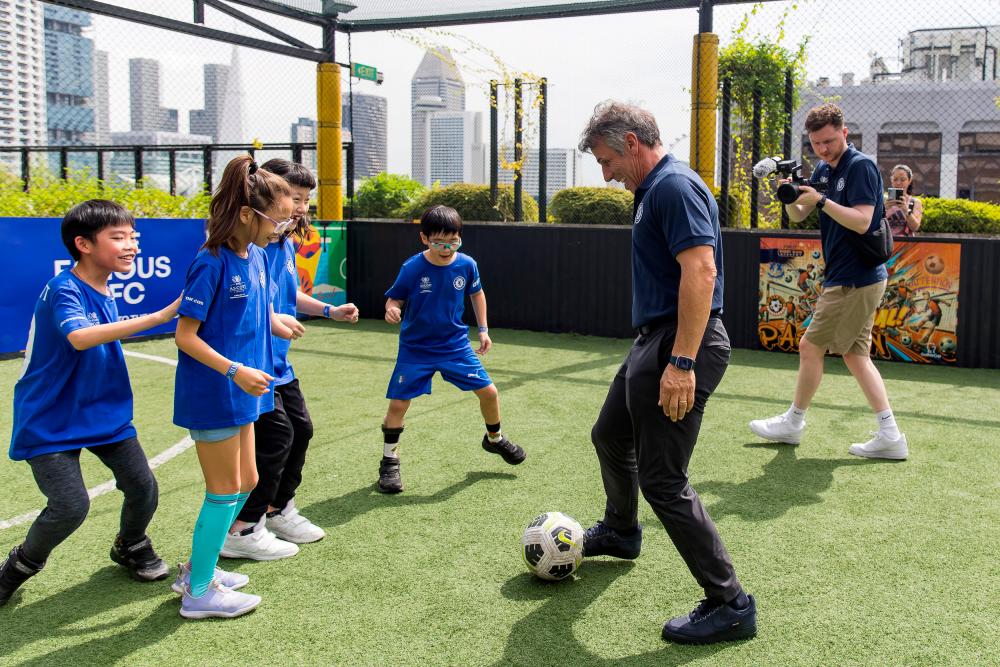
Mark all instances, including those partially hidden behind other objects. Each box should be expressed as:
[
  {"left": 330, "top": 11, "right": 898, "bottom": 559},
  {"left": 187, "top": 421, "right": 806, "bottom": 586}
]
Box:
[
  {"left": 220, "top": 519, "right": 299, "bottom": 561},
  {"left": 849, "top": 432, "right": 908, "bottom": 460},
  {"left": 179, "top": 579, "right": 261, "bottom": 619},
  {"left": 748, "top": 413, "right": 804, "bottom": 445},
  {"left": 171, "top": 561, "right": 249, "bottom": 594},
  {"left": 265, "top": 500, "right": 326, "bottom": 544}
]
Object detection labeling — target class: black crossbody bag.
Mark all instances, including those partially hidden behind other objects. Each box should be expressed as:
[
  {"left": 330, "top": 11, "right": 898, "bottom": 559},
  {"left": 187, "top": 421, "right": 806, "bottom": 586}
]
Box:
[{"left": 848, "top": 216, "right": 894, "bottom": 268}]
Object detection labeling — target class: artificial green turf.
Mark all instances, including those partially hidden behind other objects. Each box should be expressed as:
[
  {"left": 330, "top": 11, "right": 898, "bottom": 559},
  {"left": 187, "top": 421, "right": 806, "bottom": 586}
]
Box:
[{"left": 0, "top": 321, "right": 997, "bottom": 666}]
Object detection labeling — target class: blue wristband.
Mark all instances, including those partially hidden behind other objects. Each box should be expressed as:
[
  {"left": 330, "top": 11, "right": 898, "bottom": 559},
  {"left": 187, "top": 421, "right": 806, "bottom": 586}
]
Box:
[
  {"left": 478, "top": 326, "right": 488, "bottom": 333},
  {"left": 225, "top": 362, "right": 242, "bottom": 380},
  {"left": 323, "top": 305, "right": 332, "bottom": 319}
]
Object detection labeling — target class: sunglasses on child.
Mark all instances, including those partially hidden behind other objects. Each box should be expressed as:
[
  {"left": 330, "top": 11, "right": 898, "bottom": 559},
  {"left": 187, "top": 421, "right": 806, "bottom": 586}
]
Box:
[
  {"left": 252, "top": 208, "right": 295, "bottom": 235},
  {"left": 429, "top": 239, "right": 462, "bottom": 251}
]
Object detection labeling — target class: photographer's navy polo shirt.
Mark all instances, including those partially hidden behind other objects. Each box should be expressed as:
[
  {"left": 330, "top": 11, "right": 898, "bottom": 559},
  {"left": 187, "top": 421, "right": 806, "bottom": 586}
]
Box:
[
  {"left": 631, "top": 154, "right": 724, "bottom": 329},
  {"left": 809, "top": 144, "right": 888, "bottom": 287}
]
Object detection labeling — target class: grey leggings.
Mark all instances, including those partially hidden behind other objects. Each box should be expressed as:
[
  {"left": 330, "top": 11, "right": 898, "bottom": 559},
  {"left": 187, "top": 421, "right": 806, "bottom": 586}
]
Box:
[{"left": 23, "top": 437, "right": 158, "bottom": 563}]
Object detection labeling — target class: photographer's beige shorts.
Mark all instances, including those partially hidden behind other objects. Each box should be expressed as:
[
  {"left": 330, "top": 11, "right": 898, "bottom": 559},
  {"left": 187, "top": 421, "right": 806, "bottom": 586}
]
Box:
[{"left": 803, "top": 280, "right": 887, "bottom": 356}]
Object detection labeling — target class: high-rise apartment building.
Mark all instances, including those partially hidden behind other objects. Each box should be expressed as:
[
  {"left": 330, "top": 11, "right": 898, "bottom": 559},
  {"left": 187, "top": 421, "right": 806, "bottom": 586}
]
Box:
[
  {"left": 428, "top": 111, "right": 485, "bottom": 186},
  {"left": 342, "top": 92, "right": 387, "bottom": 179},
  {"left": 411, "top": 48, "right": 465, "bottom": 186},
  {"left": 0, "top": 0, "right": 47, "bottom": 151},
  {"left": 498, "top": 147, "right": 581, "bottom": 202},
  {"left": 290, "top": 116, "right": 316, "bottom": 171},
  {"left": 129, "top": 58, "right": 177, "bottom": 133},
  {"left": 92, "top": 49, "right": 109, "bottom": 144},
  {"left": 43, "top": 6, "right": 94, "bottom": 145},
  {"left": 190, "top": 63, "right": 230, "bottom": 142}
]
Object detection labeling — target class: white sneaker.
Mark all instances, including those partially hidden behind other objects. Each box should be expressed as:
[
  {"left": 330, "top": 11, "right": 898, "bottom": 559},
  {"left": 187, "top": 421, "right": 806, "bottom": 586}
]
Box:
[
  {"left": 220, "top": 519, "right": 299, "bottom": 561},
  {"left": 849, "top": 432, "right": 908, "bottom": 460},
  {"left": 180, "top": 579, "right": 261, "bottom": 619},
  {"left": 265, "top": 500, "right": 325, "bottom": 544},
  {"left": 748, "top": 414, "right": 804, "bottom": 444},
  {"left": 171, "top": 561, "right": 249, "bottom": 595}
]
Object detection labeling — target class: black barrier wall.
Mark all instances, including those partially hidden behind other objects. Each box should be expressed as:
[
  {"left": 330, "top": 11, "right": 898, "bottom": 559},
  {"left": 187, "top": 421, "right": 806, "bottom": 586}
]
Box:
[{"left": 346, "top": 220, "right": 1000, "bottom": 369}]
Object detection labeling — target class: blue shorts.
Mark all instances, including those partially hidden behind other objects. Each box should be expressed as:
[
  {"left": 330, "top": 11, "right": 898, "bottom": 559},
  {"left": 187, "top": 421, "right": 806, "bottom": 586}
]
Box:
[
  {"left": 189, "top": 426, "right": 240, "bottom": 442},
  {"left": 386, "top": 349, "right": 493, "bottom": 400}
]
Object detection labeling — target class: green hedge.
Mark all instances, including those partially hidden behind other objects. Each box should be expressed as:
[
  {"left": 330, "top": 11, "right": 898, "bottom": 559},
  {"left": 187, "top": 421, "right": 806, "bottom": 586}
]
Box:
[
  {"left": 550, "top": 186, "right": 742, "bottom": 226},
  {"left": 404, "top": 183, "right": 538, "bottom": 222},
  {"left": 787, "top": 196, "right": 1000, "bottom": 234}
]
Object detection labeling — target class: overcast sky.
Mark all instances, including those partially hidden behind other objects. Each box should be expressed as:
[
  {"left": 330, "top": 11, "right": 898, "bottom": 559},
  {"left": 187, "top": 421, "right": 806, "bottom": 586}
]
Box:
[{"left": 86, "top": 0, "right": 1000, "bottom": 186}]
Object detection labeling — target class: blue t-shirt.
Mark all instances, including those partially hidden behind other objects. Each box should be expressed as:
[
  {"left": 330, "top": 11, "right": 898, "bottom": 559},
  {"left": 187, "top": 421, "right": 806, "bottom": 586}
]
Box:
[
  {"left": 631, "top": 154, "right": 724, "bottom": 329},
  {"left": 385, "top": 252, "right": 482, "bottom": 363},
  {"left": 10, "top": 270, "right": 136, "bottom": 461},
  {"left": 174, "top": 245, "right": 275, "bottom": 430},
  {"left": 810, "top": 144, "right": 888, "bottom": 287},
  {"left": 265, "top": 238, "right": 299, "bottom": 386}
]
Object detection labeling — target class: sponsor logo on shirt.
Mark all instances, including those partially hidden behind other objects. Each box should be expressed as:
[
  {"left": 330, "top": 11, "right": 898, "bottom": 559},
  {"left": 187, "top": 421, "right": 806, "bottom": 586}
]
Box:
[
  {"left": 87, "top": 312, "right": 100, "bottom": 326},
  {"left": 184, "top": 295, "right": 205, "bottom": 306},
  {"left": 634, "top": 202, "right": 644, "bottom": 225},
  {"left": 472, "top": 277, "right": 481, "bottom": 289},
  {"left": 419, "top": 276, "right": 432, "bottom": 293},
  {"left": 453, "top": 276, "right": 466, "bottom": 290},
  {"left": 286, "top": 258, "right": 295, "bottom": 275},
  {"left": 259, "top": 269, "right": 267, "bottom": 288},
  {"left": 836, "top": 177, "right": 845, "bottom": 192},
  {"left": 230, "top": 274, "right": 248, "bottom": 299}
]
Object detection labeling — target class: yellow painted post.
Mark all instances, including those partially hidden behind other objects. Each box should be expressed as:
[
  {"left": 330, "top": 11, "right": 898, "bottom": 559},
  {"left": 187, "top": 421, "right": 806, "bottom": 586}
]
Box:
[
  {"left": 689, "top": 32, "right": 719, "bottom": 190},
  {"left": 316, "top": 62, "right": 343, "bottom": 221}
]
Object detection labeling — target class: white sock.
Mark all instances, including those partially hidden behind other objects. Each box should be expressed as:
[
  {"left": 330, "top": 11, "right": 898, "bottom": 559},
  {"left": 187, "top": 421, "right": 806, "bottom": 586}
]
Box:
[
  {"left": 383, "top": 442, "right": 399, "bottom": 459},
  {"left": 876, "top": 409, "right": 901, "bottom": 439},
  {"left": 784, "top": 404, "right": 806, "bottom": 427}
]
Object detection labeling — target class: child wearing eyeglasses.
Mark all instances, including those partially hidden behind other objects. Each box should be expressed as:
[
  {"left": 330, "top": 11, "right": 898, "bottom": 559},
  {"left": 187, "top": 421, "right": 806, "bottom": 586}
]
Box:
[
  {"left": 171, "top": 154, "right": 296, "bottom": 619},
  {"left": 219, "top": 158, "right": 359, "bottom": 560},
  {"left": 377, "top": 205, "right": 527, "bottom": 494}
]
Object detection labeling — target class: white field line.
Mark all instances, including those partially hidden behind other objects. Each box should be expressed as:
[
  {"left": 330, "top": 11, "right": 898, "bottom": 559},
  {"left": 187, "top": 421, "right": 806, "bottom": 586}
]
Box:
[{"left": 0, "top": 350, "right": 190, "bottom": 531}]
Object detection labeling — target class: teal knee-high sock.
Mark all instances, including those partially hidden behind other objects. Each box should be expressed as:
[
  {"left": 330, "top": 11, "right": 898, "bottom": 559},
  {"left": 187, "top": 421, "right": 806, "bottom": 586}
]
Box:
[
  {"left": 231, "top": 492, "right": 251, "bottom": 526},
  {"left": 189, "top": 492, "right": 239, "bottom": 597}
]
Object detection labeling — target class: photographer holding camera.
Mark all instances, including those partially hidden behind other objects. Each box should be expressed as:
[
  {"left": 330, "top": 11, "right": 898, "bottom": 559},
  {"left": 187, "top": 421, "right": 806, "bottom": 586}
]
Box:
[
  {"left": 749, "top": 103, "right": 908, "bottom": 460},
  {"left": 885, "top": 164, "right": 922, "bottom": 236}
]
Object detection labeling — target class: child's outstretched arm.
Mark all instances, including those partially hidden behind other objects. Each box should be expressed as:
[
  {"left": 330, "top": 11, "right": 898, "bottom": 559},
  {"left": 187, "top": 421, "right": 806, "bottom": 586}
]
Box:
[
  {"left": 175, "top": 316, "right": 273, "bottom": 396},
  {"left": 470, "top": 290, "right": 491, "bottom": 355},
  {"left": 270, "top": 304, "right": 298, "bottom": 340},
  {"left": 385, "top": 298, "right": 404, "bottom": 325},
  {"left": 66, "top": 293, "right": 182, "bottom": 351},
  {"left": 296, "top": 290, "right": 359, "bottom": 323}
]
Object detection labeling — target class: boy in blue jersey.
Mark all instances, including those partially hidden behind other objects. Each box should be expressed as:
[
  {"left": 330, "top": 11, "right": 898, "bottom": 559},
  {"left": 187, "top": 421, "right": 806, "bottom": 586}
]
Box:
[
  {"left": 378, "top": 205, "right": 526, "bottom": 493},
  {"left": 1, "top": 200, "right": 180, "bottom": 607}
]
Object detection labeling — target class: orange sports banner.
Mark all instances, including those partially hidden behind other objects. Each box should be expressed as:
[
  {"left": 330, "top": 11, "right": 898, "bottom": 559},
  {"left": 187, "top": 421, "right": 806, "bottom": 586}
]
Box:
[{"left": 758, "top": 237, "right": 960, "bottom": 364}]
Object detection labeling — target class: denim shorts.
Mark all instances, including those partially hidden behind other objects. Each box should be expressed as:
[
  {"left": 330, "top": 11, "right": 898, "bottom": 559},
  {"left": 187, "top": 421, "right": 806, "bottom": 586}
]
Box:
[{"left": 189, "top": 426, "right": 240, "bottom": 442}]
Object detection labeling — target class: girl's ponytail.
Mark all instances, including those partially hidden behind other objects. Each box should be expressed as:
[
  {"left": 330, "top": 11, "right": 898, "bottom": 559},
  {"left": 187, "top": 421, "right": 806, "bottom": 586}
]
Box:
[{"left": 204, "top": 154, "right": 291, "bottom": 255}]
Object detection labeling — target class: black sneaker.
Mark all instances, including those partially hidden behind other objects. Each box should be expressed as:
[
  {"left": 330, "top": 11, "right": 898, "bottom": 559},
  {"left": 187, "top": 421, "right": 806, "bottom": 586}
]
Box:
[
  {"left": 0, "top": 546, "right": 44, "bottom": 607},
  {"left": 378, "top": 456, "right": 403, "bottom": 494},
  {"left": 582, "top": 521, "right": 642, "bottom": 559},
  {"left": 661, "top": 595, "right": 758, "bottom": 644},
  {"left": 481, "top": 435, "right": 526, "bottom": 465},
  {"left": 110, "top": 534, "right": 169, "bottom": 582}
]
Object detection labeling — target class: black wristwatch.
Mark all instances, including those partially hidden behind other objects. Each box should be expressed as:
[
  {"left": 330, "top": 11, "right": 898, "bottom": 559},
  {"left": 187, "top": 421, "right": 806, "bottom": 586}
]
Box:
[
  {"left": 816, "top": 195, "right": 828, "bottom": 210},
  {"left": 669, "top": 355, "right": 696, "bottom": 371}
]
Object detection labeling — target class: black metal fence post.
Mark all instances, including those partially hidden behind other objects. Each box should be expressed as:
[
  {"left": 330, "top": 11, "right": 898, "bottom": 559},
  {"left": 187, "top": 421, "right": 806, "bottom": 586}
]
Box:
[
  {"left": 20, "top": 148, "right": 29, "bottom": 192},
  {"left": 490, "top": 80, "right": 498, "bottom": 207},
  {"left": 97, "top": 150, "right": 105, "bottom": 186},
  {"left": 203, "top": 147, "right": 213, "bottom": 194},
  {"left": 346, "top": 142, "right": 355, "bottom": 220},
  {"left": 782, "top": 69, "right": 794, "bottom": 229},
  {"left": 750, "top": 88, "right": 761, "bottom": 229},
  {"left": 514, "top": 77, "right": 523, "bottom": 222},
  {"left": 168, "top": 150, "right": 177, "bottom": 196},
  {"left": 60, "top": 149, "right": 69, "bottom": 181},
  {"left": 292, "top": 142, "right": 303, "bottom": 165},
  {"left": 134, "top": 147, "right": 144, "bottom": 187},
  {"left": 720, "top": 78, "right": 732, "bottom": 227},
  {"left": 538, "top": 77, "right": 547, "bottom": 223}
]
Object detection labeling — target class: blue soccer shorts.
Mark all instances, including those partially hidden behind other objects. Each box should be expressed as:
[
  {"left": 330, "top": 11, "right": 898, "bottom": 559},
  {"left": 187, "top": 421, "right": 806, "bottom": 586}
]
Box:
[{"left": 386, "top": 348, "right": 493, "bottom": 400}]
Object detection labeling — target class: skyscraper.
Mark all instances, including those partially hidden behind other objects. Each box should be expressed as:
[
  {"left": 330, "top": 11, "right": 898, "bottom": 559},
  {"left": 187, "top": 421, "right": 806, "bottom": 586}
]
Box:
[
  {"left": 342, "top": 93, "right": 387, "bottom": 179},
  {"left": 498, "top": 148, "right": 582, "bottom": 202},
  {"left": 0, "top": 0, "right": 47, "bottom": 151},
  {"left": 411, "top": 47, "right": 465, "bottom": 186},
  {"left": 190, "top": 63, "right": 230, "bottom": 142},
  {"left": 429, "top": 111, "right": 486, "bottom": 186},
  {"left": 43, "top": 6, "right": 94, "bottom": 145},
  {"left": 129, "top": 58, "right": 177, "bottom": 133},
  {"left": 290, "top": 116, "right": 316, "bottom": 171},
  {"left": 92, "top": 50, "right": 110, "bottom": 145}
]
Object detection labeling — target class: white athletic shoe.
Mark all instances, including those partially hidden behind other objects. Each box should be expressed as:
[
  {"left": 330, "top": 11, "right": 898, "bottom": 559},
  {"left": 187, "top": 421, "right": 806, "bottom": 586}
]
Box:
[
  {"left": 849, "top": 432, "right": 909, "bottom": 460},
  {"left": 171, "top": 561, "right": 250, "bottom": 594},
  {"left": 179, "top": 580, "right": 261, "bottom": 620},
  {"left": 265, "top": 500, "right": 326, "bottom": 544},
  {"left": 220, "top": 519, "right": 299, "bottom": 561},
  {"left": 748, "top": 413, "right": 804, "bottom": 445}
]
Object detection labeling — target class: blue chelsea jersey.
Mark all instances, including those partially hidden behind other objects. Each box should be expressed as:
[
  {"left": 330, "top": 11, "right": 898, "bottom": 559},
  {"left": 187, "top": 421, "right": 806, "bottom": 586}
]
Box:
[
  {"left": 265, "top": 238, "right": 299, "bottom": 386},
  {"left": 173, "top": 245, "right": 275, "bottom": 429},
  {"left": 10, "top": 270, "right": 136, "bottom": 461},
  {"left": 385, "top": 252, "right": 482, "bottom": 363}
]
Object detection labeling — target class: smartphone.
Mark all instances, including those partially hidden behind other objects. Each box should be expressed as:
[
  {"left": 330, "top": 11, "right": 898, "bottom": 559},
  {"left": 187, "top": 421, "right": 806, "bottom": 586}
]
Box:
[{"left": 887, "top": 187, "right": 904, "bottom": 201}]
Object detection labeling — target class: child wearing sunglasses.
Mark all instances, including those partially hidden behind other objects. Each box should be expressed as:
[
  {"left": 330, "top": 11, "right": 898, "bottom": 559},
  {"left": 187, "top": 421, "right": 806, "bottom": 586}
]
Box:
[
  {"left": 171, "top": 155, "right": 295, "bottom": 619},
  {"left": 219, "top": 158, "right": 359, "bottom": 560},
  {"left": 377, "top": 205, "right": 527, "bottom": 493}
]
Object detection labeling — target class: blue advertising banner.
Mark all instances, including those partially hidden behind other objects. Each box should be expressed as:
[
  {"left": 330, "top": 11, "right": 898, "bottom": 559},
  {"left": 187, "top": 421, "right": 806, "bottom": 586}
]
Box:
[{"left": 0, "top": 218, "right": 206, "bottom": 354}]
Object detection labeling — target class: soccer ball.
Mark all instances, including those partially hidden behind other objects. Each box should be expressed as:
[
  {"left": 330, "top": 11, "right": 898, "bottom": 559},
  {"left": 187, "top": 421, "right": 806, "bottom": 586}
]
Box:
[
  {"left": 939, "top": 337, "right": 957, "bottom": 356},
  {"left": 900, "top": 333, "right": 913, "bottom": 347},
  {"left": 521, "top": 512, "right": 584, "bottom": 581},
  {"left": 924, "top": 254, "right": 945, "bottom": 274},
  {"left": 812, "top": 250, "right": 821, "bottom": 259}
]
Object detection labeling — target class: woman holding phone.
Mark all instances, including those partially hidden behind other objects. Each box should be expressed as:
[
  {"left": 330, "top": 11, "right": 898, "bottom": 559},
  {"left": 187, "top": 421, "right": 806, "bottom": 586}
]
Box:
[{"left": 885, "top": 164, "right": 922, "bottom": 236}]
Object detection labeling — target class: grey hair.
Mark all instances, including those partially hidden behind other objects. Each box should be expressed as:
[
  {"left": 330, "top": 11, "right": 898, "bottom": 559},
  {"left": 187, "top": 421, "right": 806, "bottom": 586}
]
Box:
[{"left": 578, "top": 100, "right": 662, "bottom": 154}]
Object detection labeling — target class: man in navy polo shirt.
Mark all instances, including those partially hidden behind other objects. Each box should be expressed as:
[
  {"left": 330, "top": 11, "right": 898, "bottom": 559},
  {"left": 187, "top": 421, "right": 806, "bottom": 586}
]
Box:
[
  {"left": 749, "top": 103, "right": 908, "bottom": 460},
  {"left": 578, "top": 101, "right": 757, "bottom": 645}
]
